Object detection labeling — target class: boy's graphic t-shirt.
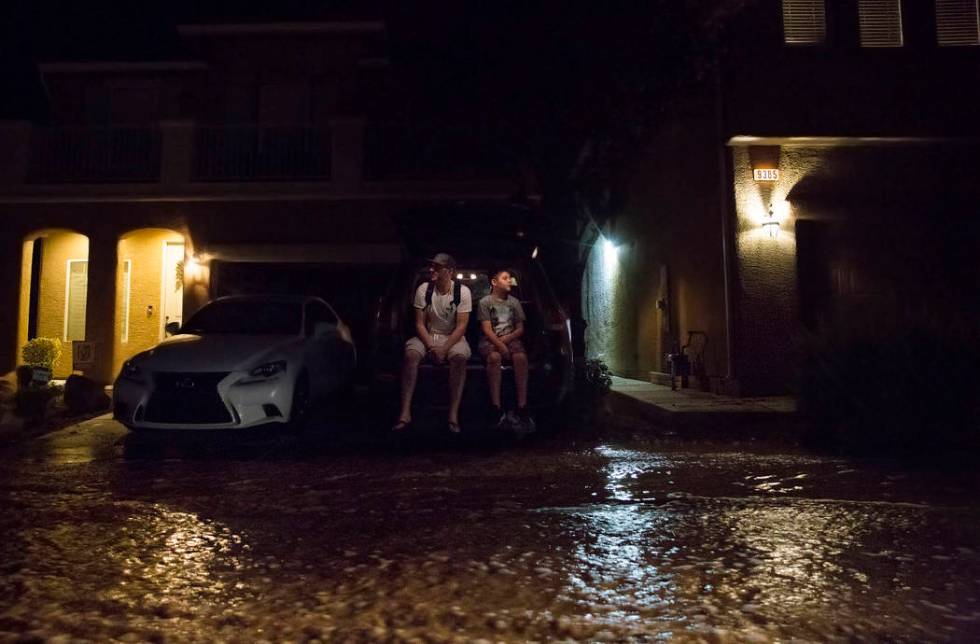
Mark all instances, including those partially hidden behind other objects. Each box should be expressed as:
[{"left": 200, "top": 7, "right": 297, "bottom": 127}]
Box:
[
  {"left": 478, "top": 294, "right": 526, "bottom": 337},
  {"left": 414, "top": 281, "right": 472, "bottom": 335}
]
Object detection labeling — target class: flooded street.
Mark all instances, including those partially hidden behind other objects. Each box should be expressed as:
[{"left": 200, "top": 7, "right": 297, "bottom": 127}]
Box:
[{"left": 1, "top": 417, "right": 979, "bottom": 642}]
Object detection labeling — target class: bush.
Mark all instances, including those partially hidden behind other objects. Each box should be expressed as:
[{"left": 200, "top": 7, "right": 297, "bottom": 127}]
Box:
[
  {"left": 576, "top": 358, "right": 613, "bottom": 399},
  {"left": 14, "top": 385, "right": 61, "bottom": 420},
  {"left": 798, "top": 316, "right": 980, "bottom": 458},
  {"left": 64, "top": 375, "right": 110, "bottom": 414},
  {"left": 15, "top": 365, "right": 34, "bottom": 390},
  {"left": 22, "top": 337, "right": 62, "bottom": 370}
]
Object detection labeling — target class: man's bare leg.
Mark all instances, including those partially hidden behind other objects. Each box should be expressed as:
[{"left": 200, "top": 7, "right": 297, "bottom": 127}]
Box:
[
  {"left": 486, "top": 351, "right": 503, "bottom": 408},
  {"left": 513, "top": 351, "right": 529, "bottom": 408},
  {"left": 448, "top": 354, "right": 468, "bottom": 425},
  {"left": 397, "top": 350, "right": 423, "bottom": 424}
]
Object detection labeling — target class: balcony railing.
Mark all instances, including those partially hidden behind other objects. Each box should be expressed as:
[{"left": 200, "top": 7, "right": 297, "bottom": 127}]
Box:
[
  {"left": 193, "top": 125, "right": 331, "bottom": 182},
  {"left": 27, "top": 126, "right": 161, "bottom": 183},
  {"left": 1, "top": 119, "right": 520, "bottom": 188}
]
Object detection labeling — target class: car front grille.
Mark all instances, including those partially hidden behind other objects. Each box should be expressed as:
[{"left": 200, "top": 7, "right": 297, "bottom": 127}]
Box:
[{"left": 144, "top": 372, "right": 232, "bottom": 424}]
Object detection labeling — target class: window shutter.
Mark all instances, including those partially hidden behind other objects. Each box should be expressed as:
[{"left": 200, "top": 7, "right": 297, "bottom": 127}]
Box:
[
  {"left": 782, "top": 0, "right": 827, "bottom": 45},
  {"left": 858, "top": 0, "right": 904, "bottom": 47},
  {"left": 936, "top": 0, "right": 980, "bottom": 46}
]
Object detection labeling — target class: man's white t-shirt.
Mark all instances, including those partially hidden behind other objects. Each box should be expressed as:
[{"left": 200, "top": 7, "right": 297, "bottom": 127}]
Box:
[{"left": 414, "top": 281, "right": 472, "bottom": 335}]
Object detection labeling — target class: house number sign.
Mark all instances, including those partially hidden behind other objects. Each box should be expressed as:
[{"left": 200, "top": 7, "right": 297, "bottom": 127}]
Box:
[{"left": 753, "top": 168, "right": 779, "bottom": 181}]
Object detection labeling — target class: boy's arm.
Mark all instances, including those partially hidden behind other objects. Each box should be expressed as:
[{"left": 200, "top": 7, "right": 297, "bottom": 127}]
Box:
[
  {"left": 499, "top": 320, "right": 524, "bottom": 344},
  {"left": 498, "top": 300, "right": 526, "bottom": 343},
  {"left": 482, "top": 320, "right": 511, "bottom": 353}
]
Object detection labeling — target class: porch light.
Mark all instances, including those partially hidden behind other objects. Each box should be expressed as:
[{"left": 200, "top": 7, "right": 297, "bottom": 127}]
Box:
[
  {"left": 761, "top": 202, "right": 789, "bottom": 239},
  {"left": 762, "top": 204, "right": 780, "bottom": 238},
  {"left": 184, "top": 254, "right": 204, "bottom": 281}
]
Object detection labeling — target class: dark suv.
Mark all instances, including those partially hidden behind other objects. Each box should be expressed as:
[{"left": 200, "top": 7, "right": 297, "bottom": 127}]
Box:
[{"left": 369, "top": 252, "right": 573, "bottom": 429}]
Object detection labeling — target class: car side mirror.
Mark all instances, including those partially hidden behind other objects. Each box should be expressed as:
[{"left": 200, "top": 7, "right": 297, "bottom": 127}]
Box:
[
  {"left": 314, "top": 321, "right": 337, "bottom": 337},
  {"left": 164, "top": 321, "right": 181, "bottom": 336}
]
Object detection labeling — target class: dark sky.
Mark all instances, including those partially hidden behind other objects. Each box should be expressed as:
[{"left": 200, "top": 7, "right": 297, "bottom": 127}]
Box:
[{"left": 1, "top": 0, "right": 676, "bottom": 122}]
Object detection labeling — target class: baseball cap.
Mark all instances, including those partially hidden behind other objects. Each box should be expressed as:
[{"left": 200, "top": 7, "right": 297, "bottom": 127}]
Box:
[{"left": 426, "top": 252, "right": 457, "bottom": 268}]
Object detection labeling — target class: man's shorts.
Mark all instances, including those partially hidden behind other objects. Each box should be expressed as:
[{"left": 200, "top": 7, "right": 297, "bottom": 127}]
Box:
[
  {"left": 405, "top": 333, "right": 472, "bottom": 361},
  {"left": 478, "top": 337, "right": 527, "bottom": 362}
]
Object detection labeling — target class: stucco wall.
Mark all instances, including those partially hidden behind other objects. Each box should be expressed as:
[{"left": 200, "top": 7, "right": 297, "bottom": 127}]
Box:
[
  {"left": 34, "top": 231, "right": 89, "bottom": 377},
  {"left": 730, "top": 142, "right": 980, "bottom": 395},
  {"left": 17, "top": 240, "right": 32, "bottom": 356},
  {"left": 582, "top": 236, "right": 638, "bottom": 377},
  {"left": 114, "top": 229, "right": 185, "bottom": 376},
  {"left": 582, "top": 115, "right": 729, "bottom": 383}
]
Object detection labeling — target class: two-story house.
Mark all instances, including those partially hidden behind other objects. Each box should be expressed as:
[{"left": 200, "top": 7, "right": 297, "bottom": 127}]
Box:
[
  {"left": 581, "top": 0, "right": 980, "bottom": 395},
  {"left": 0, "top": 20, "right": 531, "bottom": 385}
]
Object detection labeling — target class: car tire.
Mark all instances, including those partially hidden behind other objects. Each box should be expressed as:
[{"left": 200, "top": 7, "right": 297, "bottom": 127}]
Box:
[{"left": 287, "top": 371, "right": 311, "bottom": 433}]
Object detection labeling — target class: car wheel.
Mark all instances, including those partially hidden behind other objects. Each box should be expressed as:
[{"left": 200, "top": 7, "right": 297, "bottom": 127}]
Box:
[{"left": 287, "top": 371, "right": 311, "bottom": 433}]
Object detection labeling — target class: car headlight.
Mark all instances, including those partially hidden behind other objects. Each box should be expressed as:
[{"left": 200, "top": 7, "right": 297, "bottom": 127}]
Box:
[
  {"left": 240, "top": 360, "right": 287, "bottom": 383},
  {"left": 119, "top": 360, "right": 144, "bottom": 383}
]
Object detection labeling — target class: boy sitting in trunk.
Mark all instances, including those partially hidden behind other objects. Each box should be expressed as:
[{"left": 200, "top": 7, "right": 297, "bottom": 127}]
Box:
[{"left": 478, "top": 268, "right": 534, "bottom": 431}]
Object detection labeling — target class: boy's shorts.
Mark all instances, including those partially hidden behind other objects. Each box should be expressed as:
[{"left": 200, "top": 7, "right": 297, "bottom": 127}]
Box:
[
  {"left": 405, "top": 333, "right": 472, "bottom": 360},
  {"left": 478, "top": 337, "right": 527, "bottom": 361}
]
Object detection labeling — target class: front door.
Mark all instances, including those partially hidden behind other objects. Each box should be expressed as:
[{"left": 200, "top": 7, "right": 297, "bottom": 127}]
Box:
[{"left": 161, "top": 241, "right": 184, "bottom": 338}]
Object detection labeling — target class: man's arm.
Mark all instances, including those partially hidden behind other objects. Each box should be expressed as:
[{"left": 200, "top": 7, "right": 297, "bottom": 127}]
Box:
[
  {"left": 415, "top": 308, "right": 434, "bottom": 350},
  {"left": 444, "top": 311, "right": 470, "bottom": 349}
]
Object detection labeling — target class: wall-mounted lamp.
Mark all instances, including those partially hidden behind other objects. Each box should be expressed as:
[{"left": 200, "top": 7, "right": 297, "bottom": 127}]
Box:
[
  {"left": 761, "top": 203, "right": 780, "bottom": 238},
  {"left": 184, "top": 253, "right": 204, "bottom": 281}
]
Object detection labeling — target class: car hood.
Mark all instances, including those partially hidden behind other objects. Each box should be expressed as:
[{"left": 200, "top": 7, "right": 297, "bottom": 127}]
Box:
[{"left": 138, "top": 334, "right": 302, "bottom": 372}]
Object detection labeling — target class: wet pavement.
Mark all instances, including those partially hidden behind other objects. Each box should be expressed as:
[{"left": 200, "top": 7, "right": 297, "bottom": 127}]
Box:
[{"left": 1, "top": 415, "right": 979, "bottom": 642}]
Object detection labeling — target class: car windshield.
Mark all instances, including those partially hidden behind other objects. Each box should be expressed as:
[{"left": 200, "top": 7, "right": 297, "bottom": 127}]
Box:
[{"left": 181, "top": 300, "right": 302, "bottom": 335}]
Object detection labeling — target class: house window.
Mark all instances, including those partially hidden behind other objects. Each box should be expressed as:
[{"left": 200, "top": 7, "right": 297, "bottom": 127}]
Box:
[
  {"left": 782, "top": 0, "right": 827, "bottom": 45},
  {"left": 121, "top": 259, "right": 132, "bottom": 343},
  {"left": 65, "top": 260, "right": 88, "bottom": 342},
  {"left": 858, "top": 0, "right": 904, "bottom": 47},
  {"left": 936, "top": 0, "right": 980, "bottom": 46}
]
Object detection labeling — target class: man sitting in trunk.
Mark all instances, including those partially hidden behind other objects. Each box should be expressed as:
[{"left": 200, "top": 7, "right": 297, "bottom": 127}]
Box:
[{"left": 393, "top": 253, "right": 472, "bottom": 434}]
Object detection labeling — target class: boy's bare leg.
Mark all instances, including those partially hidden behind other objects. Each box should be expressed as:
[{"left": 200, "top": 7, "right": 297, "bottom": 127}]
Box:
[
  {"left": 486, "top": 351, "right": 503, "bottom": 407},
  {"left": 398, "top": 350, "right": 423, "bottom": 423},
  {"left": 448, "top": 354, "right": 467, "bottom": 424},
  {"left": 513, "top": 351, "right": 529, "bottom": 408}
]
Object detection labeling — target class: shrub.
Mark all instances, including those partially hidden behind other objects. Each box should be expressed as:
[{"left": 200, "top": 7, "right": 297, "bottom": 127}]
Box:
[
  {"left": 798, "top": 315, "right": 980, "bottom": 458},
  {"left": 14, "top": 385, "right": 60, "bottom": 420},
  {"left": 22, "top": 337, "right": 62, "bottom": 370},
  {"left": 15, "top": 365, "right": 34, "bottom": 390},
  {"left": 576, "top": 358, "right": 612, "bottom": 399}
]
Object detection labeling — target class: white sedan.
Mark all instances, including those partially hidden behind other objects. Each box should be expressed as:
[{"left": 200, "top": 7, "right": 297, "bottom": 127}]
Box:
[{"left": 113, "top": 295, "right": 356, "bottom": 431}]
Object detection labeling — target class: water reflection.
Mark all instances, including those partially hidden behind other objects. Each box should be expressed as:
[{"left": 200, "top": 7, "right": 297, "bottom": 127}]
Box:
[
  {"left": 552, "top": 447, "right": 680, "bottom": 631},
  {"left": 719, "top": 502, "right": 865, "bottom": 610}
]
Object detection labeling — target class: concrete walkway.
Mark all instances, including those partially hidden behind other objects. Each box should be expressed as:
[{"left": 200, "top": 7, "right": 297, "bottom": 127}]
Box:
[{"left": 609, "top": 376, "right": 799, "bottom": 437}]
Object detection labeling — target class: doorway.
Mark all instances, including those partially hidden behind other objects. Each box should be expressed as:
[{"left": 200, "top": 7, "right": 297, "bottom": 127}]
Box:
[{"left": 161, "top": 241, "right": 184, "bottom": 339}]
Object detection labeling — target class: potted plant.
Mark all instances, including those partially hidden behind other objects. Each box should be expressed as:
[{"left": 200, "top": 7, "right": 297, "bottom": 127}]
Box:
[{"left": 15, "top": 337, "right": 63, "bottom": 421}]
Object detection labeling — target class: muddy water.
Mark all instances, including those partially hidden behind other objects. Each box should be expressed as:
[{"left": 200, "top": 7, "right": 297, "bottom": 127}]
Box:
[{"left": 1, "top": 419, "right": 979, "bottom": 642}]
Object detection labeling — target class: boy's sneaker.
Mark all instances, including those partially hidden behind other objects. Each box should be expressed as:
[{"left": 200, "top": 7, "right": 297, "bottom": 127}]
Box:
[
  {"left": 516, "top": 407, "right": 536, "bottom": 433},
  {"left": 487, "top": 405, "right": 506, "bottom": 429}
]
